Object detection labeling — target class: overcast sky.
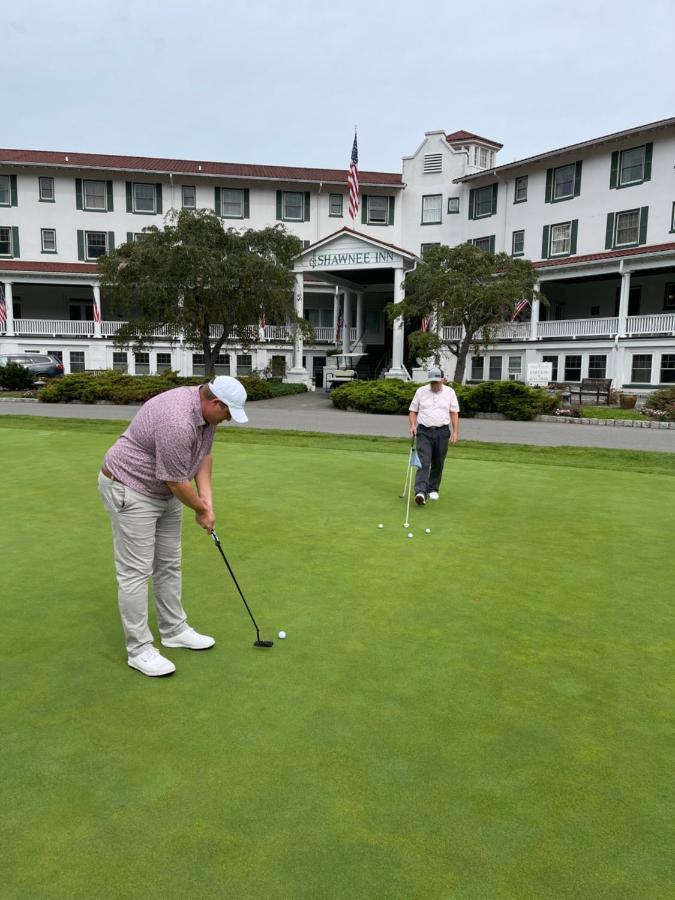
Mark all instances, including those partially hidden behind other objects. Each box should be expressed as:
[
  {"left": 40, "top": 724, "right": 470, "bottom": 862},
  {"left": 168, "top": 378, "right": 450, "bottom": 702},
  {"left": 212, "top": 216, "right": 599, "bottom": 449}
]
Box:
[{"left": 4, "top": 0, "right": 674, "bottom": 173}]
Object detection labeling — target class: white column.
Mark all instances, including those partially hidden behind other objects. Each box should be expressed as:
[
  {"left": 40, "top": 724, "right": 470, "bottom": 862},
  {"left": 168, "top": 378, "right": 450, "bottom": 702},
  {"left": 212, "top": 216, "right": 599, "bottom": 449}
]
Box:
[
  {"left": 356, "top": 291, "right": 364, "bottom": 347},
  {"left": 617, "top": 267, "right": 631, "bottom": 337},
  {"left": 2, "top": 281, "right": 14, "bottom": 336},
  {"left": 342, "top": 291, "right": 351, "bottom": 354},
  {"left": 530, "top": 282, "right": 540, "bottom": 341},
  {"left": 92, "top": 283, "right": 102, "bottom": 338},
  {"left": 333, "top": 285, "right": 340, "bottom": 344},
  {"left": 386, "top": 267, "right": 407, "bottom": 379},
  {"left": 287, "top": 272, "right": 308, "bottom": 381}
]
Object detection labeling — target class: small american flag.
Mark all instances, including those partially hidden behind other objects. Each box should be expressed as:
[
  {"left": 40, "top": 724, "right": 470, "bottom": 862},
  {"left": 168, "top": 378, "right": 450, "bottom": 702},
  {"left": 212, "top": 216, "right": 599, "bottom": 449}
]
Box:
[
  {"left": 512, "top": 298, "right": 530, "bottom": 321},
  {"left": 420, "top": 316, "right": 431, "bottom": 332},
  {"left": 93, "top": 297, "right": 101, "bottom": 323},
  {"left": 336, "top": 301, "right": 344, "bottom": 342},
  {"left": 348, "top": 131, "right": 359, "bottom": 221},
  {"left": 0, "top": 284, "right": 6, "bottom": 326}
]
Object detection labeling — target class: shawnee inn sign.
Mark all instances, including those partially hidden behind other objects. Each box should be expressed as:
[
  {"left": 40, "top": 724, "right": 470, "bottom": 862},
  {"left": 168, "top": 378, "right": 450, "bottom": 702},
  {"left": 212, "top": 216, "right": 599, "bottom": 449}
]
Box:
[
  {"left": 308, "top": 249, "right": 396, "bottom": 268},
  {"left": 294, "top": 228, "right": 417, "bottom": 275}
]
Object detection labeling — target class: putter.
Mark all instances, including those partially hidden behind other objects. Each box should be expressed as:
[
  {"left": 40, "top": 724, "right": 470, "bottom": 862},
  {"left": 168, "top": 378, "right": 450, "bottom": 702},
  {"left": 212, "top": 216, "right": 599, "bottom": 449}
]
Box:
[
  {"left": 399, "top": 436, "right": 415, "bottom": 499},
  {"left": 210, "top": 529, "right": 273, "bottom": 648}
]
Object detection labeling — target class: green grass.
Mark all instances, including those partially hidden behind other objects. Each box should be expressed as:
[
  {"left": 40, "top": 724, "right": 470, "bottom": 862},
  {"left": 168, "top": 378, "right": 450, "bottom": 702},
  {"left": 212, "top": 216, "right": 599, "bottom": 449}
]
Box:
[
  {"left": 580, "top": 406, "right": 648, "bottom": 421},
  {"left": 1, "top": 417, "right": 674, "bottom": 899}
]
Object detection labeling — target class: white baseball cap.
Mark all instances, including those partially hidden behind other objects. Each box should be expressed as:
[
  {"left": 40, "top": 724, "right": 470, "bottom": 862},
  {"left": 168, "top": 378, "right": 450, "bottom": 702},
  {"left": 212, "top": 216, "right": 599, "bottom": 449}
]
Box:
[{"left": 209, "top": 376, "right": 248, "bottom": 423}]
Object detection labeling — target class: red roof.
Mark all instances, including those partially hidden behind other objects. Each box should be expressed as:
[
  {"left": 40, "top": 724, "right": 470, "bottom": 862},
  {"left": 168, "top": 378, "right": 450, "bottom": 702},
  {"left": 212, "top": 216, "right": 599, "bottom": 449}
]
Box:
[
  {"left": 446, "top": 130, "right": 503, "bottom": 149},
  {"left": 536, "top": 241, "right": 675, "bottom": 269},
  {"left": 0, "top": 148, "right": 403, "bottom": 187}
]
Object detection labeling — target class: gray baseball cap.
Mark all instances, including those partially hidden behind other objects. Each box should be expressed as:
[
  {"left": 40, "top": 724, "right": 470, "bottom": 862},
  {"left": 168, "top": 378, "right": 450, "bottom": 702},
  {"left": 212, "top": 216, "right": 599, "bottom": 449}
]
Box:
[{"left": 428, "top": 367, "right": 444, "bottom": 382}]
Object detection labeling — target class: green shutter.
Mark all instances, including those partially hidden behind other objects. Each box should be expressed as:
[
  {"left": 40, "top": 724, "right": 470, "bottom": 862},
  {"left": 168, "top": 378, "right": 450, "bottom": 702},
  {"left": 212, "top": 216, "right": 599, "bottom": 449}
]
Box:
[
  {"left": 361, "top": 195, "right": 368, "bottom": 224},
  {"left": 488, "top": 235, "right": 495, "bottom": 254},
  {"left": 605, "top": 213, "right": 615, "bottom": 249},
  {"left": 155, "top": 184, "right": 163, "bottom": 215},
  {"left": 107, "top": 232, "right": 115, "bottom": 253},
  {"left": 243, "top": 188, "right": 250, "bottom": 218},
  {"left": 541, "top": 225, "right": 550, "bottom": 259},
  {"left": 545, "top": 168, "right": 553, "bottom": 203},
  {"left": 643, "top": 143, "right": 653, "bottom": 182},
  {"left": 10, "top": 175, "right": 17, "bottom": 206},
  {"left": 77, "top": 230, "right": 85, "bottom": 260},
  {"left": 388, "top": 196, "right": 395, "bottom": 226},
  {"left": 468, "top": 188, "right": 475, "bottom": 220},
  {"left": 304, "top": 192, "right": 311, "bottom": 222},
  {"left": 570, "top": 219, "right": 578, "bottom": 255},
  {"left": 76, "top": 178, "right": 83, "bottom": 210},
  {"left": 491, "top": 183, "right": 498, "bottom": 216},
  {"left": 638, "top": 207, "right": 648, "bottom": 245},
  {"left": 214, "top": 187, "right": 221, "bottom": 216},
  {"left": 574, "top": 161, "right": 582, "bottom": 197},
  {"left": 276, "top": 191, "right": 282, "bottom": 220},
  {"left": 11, "top": 226, "right": 19, "bottom": 258},
  {"left": 609, "top": 151, "right": 619, "bottom": 189},
  {"left": 126, "top": 182, "right": 133, "bottom": 213},
  {"left": 126, "top": 232, "right": 133, "bottom": 243},
  {"left": 106, "top": 180, "right": 114, "bottom": 211}
]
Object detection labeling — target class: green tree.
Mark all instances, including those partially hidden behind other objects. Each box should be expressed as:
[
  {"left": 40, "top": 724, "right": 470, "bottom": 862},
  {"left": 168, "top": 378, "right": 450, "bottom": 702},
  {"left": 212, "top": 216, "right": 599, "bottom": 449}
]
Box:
[
  {"left": 390, "top": 243, "right": 543, "bottom": 384},
  {"left": 98, "top": 208, "right": 310, "bottom": 377}
]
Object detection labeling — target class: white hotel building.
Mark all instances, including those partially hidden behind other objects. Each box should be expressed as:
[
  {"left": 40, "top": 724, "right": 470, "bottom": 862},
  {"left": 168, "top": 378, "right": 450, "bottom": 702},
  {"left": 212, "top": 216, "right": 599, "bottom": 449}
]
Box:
[{"left": 1, "top": 116, "right": 674, "bottom": 390}]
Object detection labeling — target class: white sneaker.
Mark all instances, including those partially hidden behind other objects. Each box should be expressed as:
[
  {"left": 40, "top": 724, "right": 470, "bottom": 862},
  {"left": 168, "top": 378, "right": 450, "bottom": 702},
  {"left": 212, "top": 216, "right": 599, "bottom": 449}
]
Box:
[
  {"left": 161, "top": 626, "right": 215, "bottom": 650},
  {"left": 428, "top": 491, "right": 440, "bottom": 501},
  {"left": 128, "top": 646, "right": 176, "bottom": 677}
]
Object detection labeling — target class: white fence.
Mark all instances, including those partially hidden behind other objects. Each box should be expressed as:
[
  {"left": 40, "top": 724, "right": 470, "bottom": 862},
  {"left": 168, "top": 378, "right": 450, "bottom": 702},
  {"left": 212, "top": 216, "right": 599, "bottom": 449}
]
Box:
[
  {"left": 625, "top": 314, "right": 675, "bottom": 335},
  {"left": 536, "top": 317, "right": 619, "bottom": 338},
  {"left": 14, "top": 319, "right": 95, "bottom": 336}
]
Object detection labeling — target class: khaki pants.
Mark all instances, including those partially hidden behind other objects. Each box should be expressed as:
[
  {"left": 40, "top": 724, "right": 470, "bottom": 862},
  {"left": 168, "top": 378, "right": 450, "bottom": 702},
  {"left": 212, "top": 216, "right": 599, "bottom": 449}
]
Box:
[{"left": 98, "top": 472, "right": 187, "bottom": 657}]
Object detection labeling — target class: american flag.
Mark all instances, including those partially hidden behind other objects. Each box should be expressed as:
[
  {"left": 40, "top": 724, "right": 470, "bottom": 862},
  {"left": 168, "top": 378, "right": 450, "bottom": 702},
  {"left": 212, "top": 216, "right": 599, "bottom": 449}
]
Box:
[
  {"left": 93, "top": 297, "right": 101, "bottom": 323},
  {"left": 420, "top": 316, "right": 431, "bottom": 332},
  {"left": 348, "top": 131, "right": 359, "bottom": 221},
  {"left": 336, "top": 301, "right": 344, "bottom": 342},
  {"left": 512, "top": 298, "right": 530, "bottom": 321},
  {"left": 0, "top": 284, "right": 6, "bottom": 327}
]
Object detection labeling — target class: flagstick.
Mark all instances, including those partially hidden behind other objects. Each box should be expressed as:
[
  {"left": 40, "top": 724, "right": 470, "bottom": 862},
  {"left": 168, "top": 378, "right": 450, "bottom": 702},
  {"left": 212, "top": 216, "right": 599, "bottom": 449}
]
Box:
[{"left": 404, "top": 455, "right": 414, "bottom": 528}]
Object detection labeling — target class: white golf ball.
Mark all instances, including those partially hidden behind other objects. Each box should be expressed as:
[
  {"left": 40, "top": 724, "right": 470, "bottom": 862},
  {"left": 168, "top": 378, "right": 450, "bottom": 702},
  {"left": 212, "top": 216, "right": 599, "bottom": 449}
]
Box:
[
  {"left": 425, "top": 528, "right": 431, "bottom": 534},
  {"left": 407, "top": 532, "right": 413, "bottom": 539},
  {"left": 378, "top": 523, "right": 384, "bottom": 529},
  {"left": 278, "top": 630, "right": 286, "bottom": 639}
]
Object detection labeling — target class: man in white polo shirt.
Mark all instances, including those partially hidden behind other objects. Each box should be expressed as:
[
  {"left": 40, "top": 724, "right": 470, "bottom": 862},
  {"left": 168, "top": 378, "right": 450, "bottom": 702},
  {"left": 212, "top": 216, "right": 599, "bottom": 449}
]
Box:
[{"left": 408, "top": 366, "right": 460, "bottom": 505}]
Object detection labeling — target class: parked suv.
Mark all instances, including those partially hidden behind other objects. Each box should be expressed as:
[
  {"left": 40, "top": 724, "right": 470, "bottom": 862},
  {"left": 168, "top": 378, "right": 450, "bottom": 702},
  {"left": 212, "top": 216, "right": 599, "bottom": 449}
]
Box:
[{"left": 0, "top": 354, "right": 65, "bottom": 377}]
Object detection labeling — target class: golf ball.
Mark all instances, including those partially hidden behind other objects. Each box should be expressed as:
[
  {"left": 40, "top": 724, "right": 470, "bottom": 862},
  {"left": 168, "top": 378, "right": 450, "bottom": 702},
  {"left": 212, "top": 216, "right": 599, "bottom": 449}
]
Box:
[
  {"left": 407, "top": 532, "right": 413, "bottom": 539},
  {"left": 278, "top": 630, "right": 286, "bottom": 639},
  {"left": 425, "top": 528, "right": 431, "bottom": 534},
  {"left": 378, "top": 523, "right": 384, "bottom": 529}
]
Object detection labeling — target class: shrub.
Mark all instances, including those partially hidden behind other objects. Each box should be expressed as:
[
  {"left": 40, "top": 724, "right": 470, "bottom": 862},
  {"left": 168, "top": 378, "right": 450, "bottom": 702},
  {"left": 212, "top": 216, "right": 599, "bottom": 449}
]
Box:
[
  {"left": 331, "top": 379, "right": 418, "bottom": 414},
  {"left": 643, "top": 387, "right": 675, "bottom": 421},
  {"left": 0, "top": 362, "right": 36, "bottom": 391}
]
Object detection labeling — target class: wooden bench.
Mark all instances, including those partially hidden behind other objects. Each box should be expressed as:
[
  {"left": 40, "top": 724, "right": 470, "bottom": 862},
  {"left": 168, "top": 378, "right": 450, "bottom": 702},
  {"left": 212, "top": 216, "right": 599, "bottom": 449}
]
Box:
[{"left": 568, "top": 378, "right": 612, "bottom": 405}]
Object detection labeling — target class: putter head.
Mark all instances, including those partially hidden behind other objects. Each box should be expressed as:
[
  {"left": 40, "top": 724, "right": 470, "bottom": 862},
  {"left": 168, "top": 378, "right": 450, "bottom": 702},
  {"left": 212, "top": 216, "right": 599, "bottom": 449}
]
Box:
[{"left": 254, "top": 640, "right": 274, "bottom": 648}]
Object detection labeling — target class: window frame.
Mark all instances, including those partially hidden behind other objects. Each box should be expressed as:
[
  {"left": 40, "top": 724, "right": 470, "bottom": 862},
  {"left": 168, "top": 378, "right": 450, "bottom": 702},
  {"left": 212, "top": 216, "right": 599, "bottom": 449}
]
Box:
[
  {"left": 112, "top": 351, "right": 128, "bottom": 373},
  {"left": 447, "top": 197, "right": 460, "bottom": 214},
  {"left": 69, "top": 350, "right": 86, "bottom": 373},
  {"left": 420, "top": 242, "right": 440, "bottom": 258},
  {"left": 618, "top": 145, "right": 646, "bottom": 187},
  {"left": 421, "top": 194, "right": 442, "bottom": 225},
  {"left": 614, "top": 208, "right": 640, "bottom": 248},
  {"left": 472, "top": 236, "right": 494, "bottom": 253},
  {"left": 328, "top": 193, "right": 344, "bottom": 217},
  {"left": 588, "top": 354, "right": 607, "bottom": 379},
  {"left": 39, "top": 176, "right": 55, "bottom": 203},
  {"left": 0, "top": 174, "right": 10, "bottom": 206},
  {"left": 0, "top": 226, "right": 12, "bottom": 256},
  {"left": 660, "top": 354, "right": 675, "bottom": 384},
  {"left": 664, "top": 283, "right": 675, "bottom": 312},
  {"left": 670, "top": 201, "right": 675, "bottom": 233},
  {"left": 132, "top": 182, "right": 157, "bottom": 215},
  {"left": 221, "top": 188, "right": 245, "bottom": 219},
  {"left": 83, "top": 179, "right": 108, "bottom": 211},
  {"left": 552, "top": 163, "right": 576, "bottom": 201},
  {"left": 631, "top": 353, "right": 652, "bottom": 383},
  {"left": 512, "top": 229, "right": 525, "bottom": 256},
  {"left": 514, "top": 175, "right": 528, "bottom": 204},
  {"left": 181, "top": 185, "right": 196, "bottom": 209},
  {"left": 41, "top": 228, "right": 57, "bottom": 253},
  {"left": 84, "top": 230, "right": 108, "bottom": 261},
  {"left": 564, "top": 354, "right": 582, "bottom": 382},
  {"left": 366, "top": 195, "right": 388, "bottom": 226},
  {"left": 474, "top": 185, "right": 494, "bottom": 219},
  {"left": 549, "top": 221, "right": 572, "bottom": 257},
  {"left": 281, "top": 191, "right": 304, "bottom": 222}
]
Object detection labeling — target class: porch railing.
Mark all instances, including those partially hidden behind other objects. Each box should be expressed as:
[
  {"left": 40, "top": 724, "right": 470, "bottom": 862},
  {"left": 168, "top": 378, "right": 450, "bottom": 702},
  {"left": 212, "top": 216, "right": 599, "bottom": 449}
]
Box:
[
  {"left": 440, "top": 326, "right": 464, "bottom": 341},
  {"left": 537, "top": 317, "right": 619, "bottom": 338},
  {"left": 14, "top": 319, "right": 95, "bottom": 336},
  {"left": 101, "top": 321, "right": 178, "bottom": 337},
  {"left": 626, "top": 313, "right": 675, "bottom": 335}
]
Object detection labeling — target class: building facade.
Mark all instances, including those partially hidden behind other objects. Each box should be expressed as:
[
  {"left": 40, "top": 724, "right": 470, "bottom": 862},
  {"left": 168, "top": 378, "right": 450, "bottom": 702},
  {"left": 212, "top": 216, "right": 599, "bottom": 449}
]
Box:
[{"left": 2, "top": 116, "right": 674, "bottom": 389}]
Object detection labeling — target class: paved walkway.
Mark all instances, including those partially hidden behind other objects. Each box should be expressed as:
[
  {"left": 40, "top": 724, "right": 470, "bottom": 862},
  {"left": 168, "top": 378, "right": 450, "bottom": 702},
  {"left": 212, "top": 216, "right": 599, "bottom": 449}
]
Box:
[{"left": 2, "top": 391, "right": 674, "bottom": 451}]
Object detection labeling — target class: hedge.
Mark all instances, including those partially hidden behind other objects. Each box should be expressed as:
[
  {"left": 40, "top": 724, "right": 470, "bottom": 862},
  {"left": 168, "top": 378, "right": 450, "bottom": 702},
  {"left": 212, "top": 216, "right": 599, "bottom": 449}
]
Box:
[{"left": 0, "top": 362, "right": 36, "bottom": 391}]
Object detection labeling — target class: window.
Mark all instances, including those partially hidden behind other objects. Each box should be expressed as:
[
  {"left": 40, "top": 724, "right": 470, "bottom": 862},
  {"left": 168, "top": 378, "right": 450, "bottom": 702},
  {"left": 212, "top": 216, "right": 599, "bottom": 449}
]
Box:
[
  {"left": 473, "top": 185, "right": 496, "bottom": 218},
  {"left": 69, "top": 351, "right": 85, "bottom": 373},
  {"left": 182, "top": 185, "right": 196, "bottom": 208},
  {"left": 270, "top": 355, "right": 286, "bottom": 377},
  {"left": 222, "top": 189, "right": 244, "bottom": 218},
  {"left": 421, "top": 243, "right": 440, "bottom": 258},
  {"left": 367, "top": 196, "right": 388, "bottom": 225},
  {"left": 471, "top": 356, "right": 484, "bottom": 380},
  {"left": 618, "top": 146, "right": 647, "bottom": 186},
  {"left": 156, "top": 352, "right": 172, "bottom": 374},
  {"left": 39, "top": 177, "right": 55, "bottom": 202},
  {"left": 192, "top": 353, "right": 205, "bottom": 377},
  {"left": 664, "top": 283, "right": 675, "bottom": 311},
  {"left": 631, "top": 354, "right": 652, "bottom": 383},
  {"left": 423, "top": 153, "right": 443, "bottom": 173},
  {"left": 546, "top": 161, "right": 582, "bottom": 202},
  {"left": 591, "top": 306, "right": 600, "bottom": 317},
  {"left": 0, "top": 227, "right": 12, "bottom": 256},
  {"left": 50, "top": 350, "right": 63, "bottom": 362},
  {"left": 214, "top": 353, "right": 229, "bottom": 376},
  {"left": 69, "top": 301, "right": 93, "bottom": 321},
  {"left": 550, "top": 222, "right": 572, "bottom": 256},
  {"left": 489, "top": 356, "right": 502, "bottom": 380},
  {"left": 0, "top": 175, "right": 10, "bottom": 205},
  {"left": 133, "top": 183, "right": 156, "bottom": 213},
  {"left": 329, "top": 194, "right": 343, "bottom": 217},
  {"left": 236, "top": 354, "right": 252, "bottom": 375},
  {"left": 86, "top": 231, "right": 107, "bottom": 259},
  {"left": 564, "top": 355, "right": 582, "bottom": 382},
  {"left": 514, "top": 175, "right": 528, "bottom": 203},
  {"left": 615, "top": 209, "right": 640, "bottom": 247},
  {"left": 660, "top": 355, "right": 675, "bottom": 383},
  {"left": 472, "top": 236, "right": 494, "bottom": 252},
  {"left": 542, "top": 355, "right": 558, "bottom": 382},
  {"left": 132, "top": 232, "right": 147, "bottom": 242},
  {"left": 512, "top": 230, "right": 524, "bottom": 256},
  {"left": 282, "top": 191, "right": 304, "bottom": 222},
  {"left": 421, "top": 194, "right": 442, "bottom": 224},
  {"left": 447, "top": 197, "right": 459, "bottom": 214},
  {"left": 479, "top": 147, "right": 493, "bottom": 168},
  {"left": 134, "top": 352, "right": 150, "bottom": 375},
  {"left": 508, "top": 356, "right": 522, "bottom": 379},
  {"left": 83, "top": 180, "right": 107, "bottom": 210},
  {"left": 588, "top": 355, "right": 607, "bottom": 379},
  {"left": 41, "top": 228, "right": 57, "bottom": 253},
  {"left": 113, "top": 352, "right": 128, "bottom": 373}
]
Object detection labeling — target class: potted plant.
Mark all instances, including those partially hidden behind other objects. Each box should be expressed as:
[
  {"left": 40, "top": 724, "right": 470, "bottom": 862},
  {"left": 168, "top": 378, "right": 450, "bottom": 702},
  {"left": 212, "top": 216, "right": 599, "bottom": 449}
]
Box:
[{"left": 619, "top": 393, "right": 638, "bottom": 409}]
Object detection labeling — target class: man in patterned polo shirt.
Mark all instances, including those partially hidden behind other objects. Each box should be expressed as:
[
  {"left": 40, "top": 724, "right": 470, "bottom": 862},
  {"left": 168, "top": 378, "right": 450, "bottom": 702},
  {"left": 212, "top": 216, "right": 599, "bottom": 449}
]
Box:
[
  {"left": 408, "top": 366, "right": 460, "bottom": 506},
  {"left": 98, "top": 376, "right": 248, "bottom": 677}
]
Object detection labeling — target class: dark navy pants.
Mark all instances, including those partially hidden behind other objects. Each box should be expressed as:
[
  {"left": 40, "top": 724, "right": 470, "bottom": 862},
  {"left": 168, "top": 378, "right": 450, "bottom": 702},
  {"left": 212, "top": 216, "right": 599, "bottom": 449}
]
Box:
[{"left": 414, "top": 424, "right": 450, "bottom": 496}]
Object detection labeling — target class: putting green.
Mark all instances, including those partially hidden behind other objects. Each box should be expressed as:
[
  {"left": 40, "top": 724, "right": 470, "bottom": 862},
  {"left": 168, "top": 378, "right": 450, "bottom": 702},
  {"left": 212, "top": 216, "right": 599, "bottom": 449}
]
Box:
[{"left": 1, "top": 418, "right": 673, "bottom": 899}]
